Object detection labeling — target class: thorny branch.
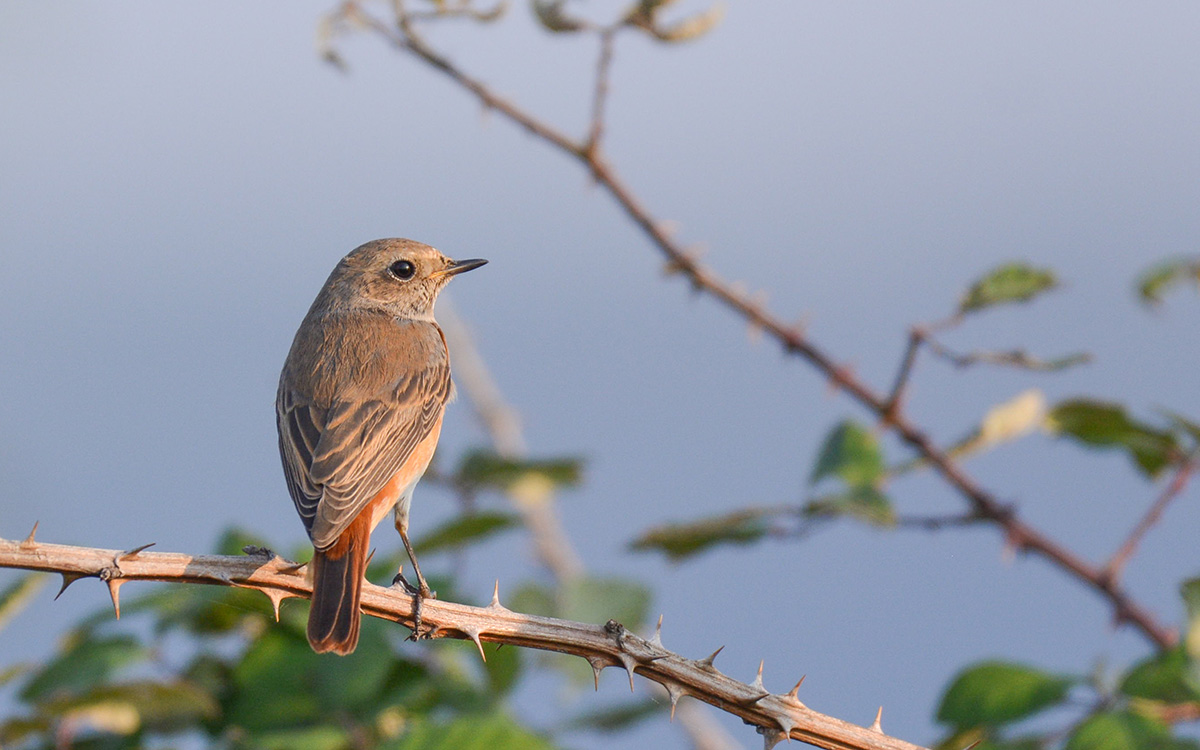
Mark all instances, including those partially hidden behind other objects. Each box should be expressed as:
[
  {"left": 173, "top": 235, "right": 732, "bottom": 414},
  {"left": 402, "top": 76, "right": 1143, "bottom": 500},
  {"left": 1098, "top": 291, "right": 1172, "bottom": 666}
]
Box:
[
  {"left": 0, "top": 534, "right": 924, "bottom": 750},
  {"left": 330, "top": 0, "right": 1179, "bottom": 650}
]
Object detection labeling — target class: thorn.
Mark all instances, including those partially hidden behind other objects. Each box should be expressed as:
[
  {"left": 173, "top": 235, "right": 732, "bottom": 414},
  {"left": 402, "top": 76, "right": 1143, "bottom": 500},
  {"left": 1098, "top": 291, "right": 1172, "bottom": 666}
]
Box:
[
  {"left": 1002, "top": 527, "right": 1020, "bottom": 564},
  {"left": 21, "top": 521, "right": 39, "bottom": 548},
  {"left": 365, "top": 547, "right": 376, "bottom": 568},
  {"left": 278, "top": 560, "right": 307, "bottom": 576},
  {"left": 751, "top": 659, "right": 765, "bottom": 691},
  {"left": 617, "top": 652, "right": 637, "bottom": 692},
  {"left": 665, "top": 681, "right": 685, "bottom": 720},
  {"left": 774, "top": 712, "right": 797, "bottom": 740},
  {"left": 117, "top": 542, "right": 155, "bottom": 561},
  {"left": 585, "top": 655, "right": 608, "bottom": 691},
  {"left": 740, "top": 659, "right": 770, "bottom": 705},
  {"left": 263, "top": 589, "right": 293, "bottom": 621},
  {"left": 698, "top": 645, "right": 724, "bottom": 670},
  {"left": 760, "top": 727, "right": 788, "bottom": 750},
  {"left": 54, "top": 572, "right": 86, "bottom": 600},
  {"left": 870, "top": 706, "right": 883, "bottom": 733},
  {"left": 106, "top": 578, "right": 125, "bottom": 619},
  {"left": 783, "top": 676, "right": 807, "bottom": 708},
  {"left": 462, "top": 627, "right": 486, "bottom": 663},
  {"left": 488, "top": 579, "right": 505, "bottom": 609},
  {"left": 649, "top": 614, "right": 664, "bottom": 649}
]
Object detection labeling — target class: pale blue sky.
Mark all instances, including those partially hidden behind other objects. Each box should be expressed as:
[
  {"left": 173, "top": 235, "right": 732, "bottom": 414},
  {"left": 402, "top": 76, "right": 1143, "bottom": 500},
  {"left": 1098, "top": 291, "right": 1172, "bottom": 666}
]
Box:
[{"left": 2, "top": 2, "right": 1199, "bottom": 747}]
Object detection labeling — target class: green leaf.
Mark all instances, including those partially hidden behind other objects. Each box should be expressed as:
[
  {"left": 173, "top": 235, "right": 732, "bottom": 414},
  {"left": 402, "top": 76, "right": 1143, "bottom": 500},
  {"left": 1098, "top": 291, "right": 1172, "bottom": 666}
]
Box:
[
  {"left": 0, "top": 716, "right": 50, "bottom": 746},
  {"left": 560, "top": 576, "right": 650, "bottom": 632},
  {"left": 1064, "top": 711, "right": 1179, "bottom": 750},
  {"left": 810, "top": 420, "right": 885, "bottom": 487},
  {"left": 1182, "top": 579, "right": 1200, "bottom": 692},
  {"left": 937, "top": 661, "right": 1073, "bottom": 729},
  {"left": 227, "top": 618, "right": 397, "bottom": 731},
  {"left": 563, "top": 699, "right": 661, "bottom": 733},
  {"left": 241, "top": 725, "right": 351, "bottom": 750},
  {"left": 384, "top": 712, "right": 555, "bottom": 750},
  {"left": 482, "top": 640, "right": 522, "bottom": 698},
  {"left": 508, "top": 583, "right": 555, "bottom": 618},
  {"left": 959, "top": 262, "right": 1058, "bottom": 314},
  {"left": 1137, "top": 257, "right": 1200, "bottom": 306},
  {"left": 20, "top": 633, "right": 147, "bottom": 703},
  {"left": 42, "top": 680, "right": 218, "bottom": 734},
  {"left": 804, "top": 486, "right": 895, "bottom": 527},
  {"left": 226, "top": 630, "right": 322, "bottom": 731},
  {"left": 532, "top": 0, "right": 587, "bottom": 33},
  {"left": 0, "top": 572, "right": 46, "bottom": 635},
  {"left": 413, "top": 511, "right": 521, "bottom": 556},
  {"left": 214, "top": 527, "right": 274, "bottom": 556},
  {"left": 456, "top": 450, "right": 584, "bottom": 491},
  {"left": 1120, "top": 647, "right": 1200, "bottom": 704},
  {"left": 1047, "top": 399, "right": 1179, "bottom": 478},
  {"left": 629, "top": 509, "right": 771, "bottom": 561}
]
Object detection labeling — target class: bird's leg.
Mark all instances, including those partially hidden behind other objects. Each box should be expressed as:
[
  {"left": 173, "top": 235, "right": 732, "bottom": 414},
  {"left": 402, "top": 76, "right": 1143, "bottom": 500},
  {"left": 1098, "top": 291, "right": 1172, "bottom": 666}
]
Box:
[{"left": 393, "top": 520, "right": 436, "bottom": 640}]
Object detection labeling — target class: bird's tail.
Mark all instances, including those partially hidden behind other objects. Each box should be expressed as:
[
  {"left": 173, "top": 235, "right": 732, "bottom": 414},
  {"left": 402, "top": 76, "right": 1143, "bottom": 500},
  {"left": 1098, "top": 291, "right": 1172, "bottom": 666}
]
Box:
[{"left": 307, "top": 520, "right": 369, "bottom": 655}]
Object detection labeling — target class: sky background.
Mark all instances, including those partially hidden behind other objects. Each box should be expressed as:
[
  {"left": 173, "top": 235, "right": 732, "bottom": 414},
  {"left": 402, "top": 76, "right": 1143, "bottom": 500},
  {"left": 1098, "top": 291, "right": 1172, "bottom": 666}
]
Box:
[{"left": 2, "top": 1, "right": 1199, "bottom": 748}]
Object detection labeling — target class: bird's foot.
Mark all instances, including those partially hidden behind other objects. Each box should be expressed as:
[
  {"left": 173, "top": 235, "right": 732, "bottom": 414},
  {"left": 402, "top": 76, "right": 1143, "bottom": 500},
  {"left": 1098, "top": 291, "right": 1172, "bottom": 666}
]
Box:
[{"left": 392, "top": 570, "right": 437, "bottom": 640}]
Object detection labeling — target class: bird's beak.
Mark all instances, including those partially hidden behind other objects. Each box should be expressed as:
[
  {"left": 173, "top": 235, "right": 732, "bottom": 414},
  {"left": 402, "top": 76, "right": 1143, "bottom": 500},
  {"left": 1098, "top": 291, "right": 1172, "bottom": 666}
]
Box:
[{"left": 432, "top": 258, "right": 488, "bottom": 279}]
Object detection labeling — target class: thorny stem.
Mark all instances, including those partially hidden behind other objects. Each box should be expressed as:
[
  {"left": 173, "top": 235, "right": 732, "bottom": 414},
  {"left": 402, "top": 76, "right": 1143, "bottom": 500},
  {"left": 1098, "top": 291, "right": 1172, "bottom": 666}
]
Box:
[
  {"left": 0, "top": 536, "right": 925, "bottom": 750},
  {"left": 343, "top": 2, "right": 1178, "bottom": 650}
]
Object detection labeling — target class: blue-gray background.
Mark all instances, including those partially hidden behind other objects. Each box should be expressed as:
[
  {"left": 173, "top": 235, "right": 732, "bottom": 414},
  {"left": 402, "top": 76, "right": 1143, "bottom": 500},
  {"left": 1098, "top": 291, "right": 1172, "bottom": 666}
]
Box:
[{"left": 2, "top": 1, "right": 1198, "bottom": 747}]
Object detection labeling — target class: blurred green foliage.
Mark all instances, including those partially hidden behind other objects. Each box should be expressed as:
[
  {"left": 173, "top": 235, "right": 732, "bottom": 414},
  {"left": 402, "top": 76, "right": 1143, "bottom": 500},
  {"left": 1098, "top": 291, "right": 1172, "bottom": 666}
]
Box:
[{"left": 0, "top": 447, "right": 654, "bottom": 750}]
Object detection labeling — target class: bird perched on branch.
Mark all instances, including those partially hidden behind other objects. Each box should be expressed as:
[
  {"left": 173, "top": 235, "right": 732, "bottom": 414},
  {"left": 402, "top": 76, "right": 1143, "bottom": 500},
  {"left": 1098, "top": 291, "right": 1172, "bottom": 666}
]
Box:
[{"left": 276, "top": 238, "right": 486, "bottom": 654}]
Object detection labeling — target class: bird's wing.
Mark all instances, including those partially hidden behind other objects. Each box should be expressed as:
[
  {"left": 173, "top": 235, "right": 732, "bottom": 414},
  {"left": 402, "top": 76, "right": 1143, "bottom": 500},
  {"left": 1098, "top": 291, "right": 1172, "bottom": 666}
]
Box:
[{"left": 276, "top": 321, "right": 452, "bottom": 550}]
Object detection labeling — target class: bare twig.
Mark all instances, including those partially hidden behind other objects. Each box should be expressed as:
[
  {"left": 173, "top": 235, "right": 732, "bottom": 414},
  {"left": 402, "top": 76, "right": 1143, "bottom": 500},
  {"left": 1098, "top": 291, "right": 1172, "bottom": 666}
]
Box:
[
  {"left": 0, "top": 535, "right": 925, "bottom": 750},
  {"left": 893, "top": 513, "right": 986, "bottom": 532},
  {"left": 883, "top": 328, "right": 925, "bottom": 420},
  {"left": 1102, "top": 458, "right": 1197, "bottom": 586},
  {"left": 336, "top": 2, "right": 1177, "bottom": 650},
  {"left": 439, "top": 299, "right": 585, "bottom": 582},
  {"left": 925, "top": 340, "right": 1091, "bottom": 372},
  {"left": 584, "top": 26, "right": 618, "bottom": 158}
]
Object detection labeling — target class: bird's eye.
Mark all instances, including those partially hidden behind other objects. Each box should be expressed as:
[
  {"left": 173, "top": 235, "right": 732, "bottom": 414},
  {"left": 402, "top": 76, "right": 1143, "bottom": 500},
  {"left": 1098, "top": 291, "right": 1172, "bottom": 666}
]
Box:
[{"left": 389, "top": 260, "right": 416, "bottom": 280}]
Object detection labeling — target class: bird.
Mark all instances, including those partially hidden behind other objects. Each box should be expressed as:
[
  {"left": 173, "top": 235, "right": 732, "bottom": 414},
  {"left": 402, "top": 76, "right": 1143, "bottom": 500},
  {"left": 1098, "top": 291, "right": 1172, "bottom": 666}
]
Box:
[{"left": 276, "top": 238, "right": 486, "bottom": 654}]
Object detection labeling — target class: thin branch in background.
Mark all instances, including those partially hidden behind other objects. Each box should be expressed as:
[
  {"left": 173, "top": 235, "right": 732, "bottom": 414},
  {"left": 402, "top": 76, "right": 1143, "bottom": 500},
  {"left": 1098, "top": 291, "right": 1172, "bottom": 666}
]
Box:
[
  {"left": 438, "top": 298, "right": 586, "bottom": 584},
  {"left": 925, "top": 339, "right": 1092, "bottom": 372},
  {"left": 883, "top": 327, "right": 926, "bottom": 419},
  {"left": 439, "top": 297, "right": 740, "bottom": 748},
  {"left": 0, "top": 536, "right": 926, "bottom": 750},
  {"left": 331, "top": 1, "right": 1178, "bottom": 650},
  {"left": 893, "top": 513, "right": 987, "bottom": 532},
  {"left": 584, "top": 26, "right": 618, "bottom": 158},
  {"left": 1101, "top": 457, "right": 1197, "bottom": 586}
]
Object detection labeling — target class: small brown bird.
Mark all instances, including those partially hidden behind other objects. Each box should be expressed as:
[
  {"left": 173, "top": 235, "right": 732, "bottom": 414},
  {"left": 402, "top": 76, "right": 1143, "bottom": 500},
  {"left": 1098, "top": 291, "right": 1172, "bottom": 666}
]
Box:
[{"left": 276, "top": 238, "right": 486, "bottom": 654}]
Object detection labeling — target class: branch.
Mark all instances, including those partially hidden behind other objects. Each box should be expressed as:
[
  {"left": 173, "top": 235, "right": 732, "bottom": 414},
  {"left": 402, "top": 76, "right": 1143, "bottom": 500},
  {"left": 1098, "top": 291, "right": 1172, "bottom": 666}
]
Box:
[
  {"left": 341, "top": 3, "right": 1178, "bottom": 650},
  {"left": 438, "top": 300, "right": 585, "bottom": 583},
  {"left": 0, "top": 534, "right": 925, "bottom": 750},
  {"left": 1101, "top": 458, "right": 1197, "bottom": 586}
]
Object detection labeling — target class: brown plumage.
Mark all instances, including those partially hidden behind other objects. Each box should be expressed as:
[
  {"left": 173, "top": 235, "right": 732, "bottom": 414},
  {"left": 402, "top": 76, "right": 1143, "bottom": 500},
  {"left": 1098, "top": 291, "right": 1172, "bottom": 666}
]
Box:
[{"left": 276, "top": 238, "right": 486, "bottom": 654}]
